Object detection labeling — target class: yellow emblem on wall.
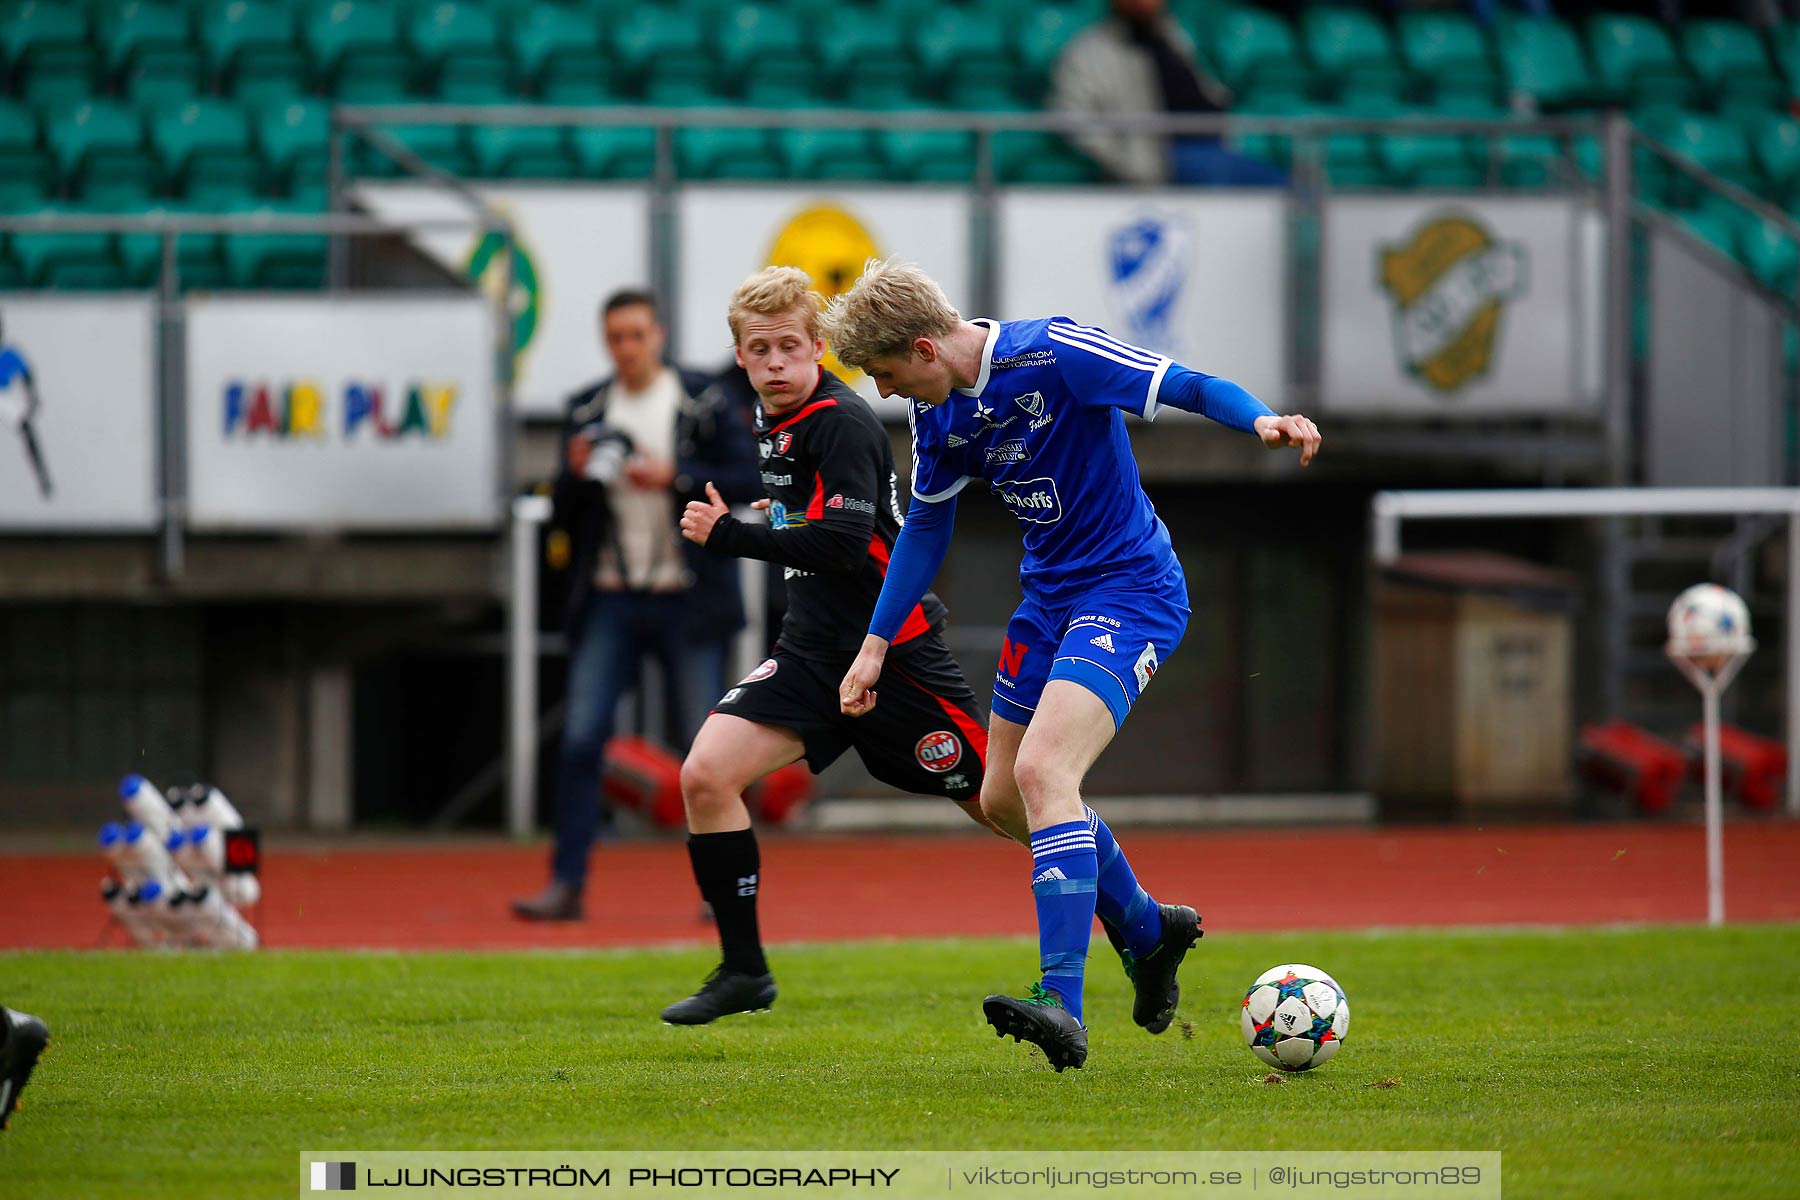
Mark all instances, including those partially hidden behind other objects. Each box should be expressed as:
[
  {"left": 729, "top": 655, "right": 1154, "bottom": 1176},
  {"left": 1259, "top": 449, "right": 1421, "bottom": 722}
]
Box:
[
  {"left": 765, "top": 205, "right": 881, "bottom": 387},
  {"left": 1379, "top": 213, "right": 1527, "bottom": 395}
]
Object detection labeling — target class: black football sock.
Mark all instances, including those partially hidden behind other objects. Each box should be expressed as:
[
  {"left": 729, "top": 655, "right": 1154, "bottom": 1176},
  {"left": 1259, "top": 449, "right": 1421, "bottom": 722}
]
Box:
[{"left": 688, "top": 830, "right": 768, "bottom": 977}]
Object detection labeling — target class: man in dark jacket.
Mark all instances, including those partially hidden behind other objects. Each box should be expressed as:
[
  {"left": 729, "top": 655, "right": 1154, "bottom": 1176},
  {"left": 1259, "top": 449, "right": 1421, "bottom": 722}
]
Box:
[{"left": 512, "top": 290, "right": 761, "bottom": 920}]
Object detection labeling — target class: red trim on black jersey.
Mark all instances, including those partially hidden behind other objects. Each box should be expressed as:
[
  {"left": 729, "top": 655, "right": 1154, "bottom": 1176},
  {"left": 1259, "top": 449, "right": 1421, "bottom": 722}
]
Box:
[
  {"left": 866, "top": 533, "right": 932, "bottom": 644},
  {"left": 765, "top": 397, "right": 839, "bottom": 438},
  {"left": 894, "top": 666, "right": 990, "bottom": 769},
  {"left": 805, "top": 472, "right": 826, "bottom": 521}
]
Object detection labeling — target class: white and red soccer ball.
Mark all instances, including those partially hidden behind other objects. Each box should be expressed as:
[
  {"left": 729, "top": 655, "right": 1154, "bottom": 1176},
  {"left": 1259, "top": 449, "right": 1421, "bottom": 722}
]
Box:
[
  {"left": 1666, "top": 583, "right": 1753, "bottom": 672},
  {"left": 1241, "top": 964, "right": 1349, "bottom": 1071}
]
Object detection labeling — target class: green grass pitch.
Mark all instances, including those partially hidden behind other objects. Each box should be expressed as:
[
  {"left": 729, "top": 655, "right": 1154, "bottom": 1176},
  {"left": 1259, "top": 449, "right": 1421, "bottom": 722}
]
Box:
[{"left": 2, "top": 925, "right": 1795, "bottom": 1199}]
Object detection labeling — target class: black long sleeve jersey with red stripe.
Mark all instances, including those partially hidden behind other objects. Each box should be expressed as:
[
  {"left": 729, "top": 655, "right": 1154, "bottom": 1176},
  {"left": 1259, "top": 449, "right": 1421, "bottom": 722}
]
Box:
[{"left": 705, "top": 369, "right": 948, "bottom": 659}]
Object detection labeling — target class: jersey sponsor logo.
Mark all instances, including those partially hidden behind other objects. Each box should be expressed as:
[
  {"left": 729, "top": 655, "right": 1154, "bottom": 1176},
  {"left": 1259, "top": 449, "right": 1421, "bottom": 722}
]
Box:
[
  {"left": 945, "top": 433, "right": 968, "bottom": 448},
  {"left": 1134, "top": 642, "right": 1160, "bottom": 692},
  {"left": 985, "top": 439, "right": 1028, "bottom": 465},
  {"left": 1089, "top": 632, "right": 1115, "bottom": 652},
  {"left": 758, "top": 440, "right": 774, "bottom": 461},
  {"left": 993, "top": 477, "right": 1062, "bottom": 525},
  {"left": 718, "top": 687, "right": 744, "bottom": 705},
  {"left": 998, "top": 638, "right": 1030, "bottom": 678},
  {"left": 742, "top": 659, "right": 779, "bottom": 684},
  {"left": 774, "top": 431, "right": 794, "bottom": 454},
  {"left": 1013, "top": 391, "right": 1045, "bottom": 418},
  {"left": 784, "top": 565, "right": 812, "bottom": 579},
  {"left": 825, "top": 493, "right": 876, "bottom": 515},
  {"left": 1074, "top": 614, "right": 1121, "bottom": 628},
  {"left": 915, "top": 730, "right": 962, "bottom": 773},
  {"left": 761, "top": 472, "right": 792, "bottom": 486},
  {"left": 1029, "top": 412, "right": 1053, "bottom": 431}
]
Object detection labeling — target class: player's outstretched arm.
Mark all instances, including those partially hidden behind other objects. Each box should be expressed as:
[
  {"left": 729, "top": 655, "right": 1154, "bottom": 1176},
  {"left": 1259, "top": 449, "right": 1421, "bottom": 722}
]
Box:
[
  {"left": 680, "top": 483, "right": 870, "bottom": 570},
  {"left": 1156, "top": 364, "right": 1321, "bottom": 465}
]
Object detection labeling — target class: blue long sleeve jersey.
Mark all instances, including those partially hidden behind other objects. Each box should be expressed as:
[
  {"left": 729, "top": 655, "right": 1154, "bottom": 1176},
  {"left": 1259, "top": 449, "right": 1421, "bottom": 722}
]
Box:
[{"left": 868, "top": 320, "right": 1275, "bottom": 644}]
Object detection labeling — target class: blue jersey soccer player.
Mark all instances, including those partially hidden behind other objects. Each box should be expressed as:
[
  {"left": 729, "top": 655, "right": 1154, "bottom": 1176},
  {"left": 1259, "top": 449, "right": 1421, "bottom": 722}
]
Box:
[{"left": 827, "top": 258, "right": 1320, "bottom": 1071}]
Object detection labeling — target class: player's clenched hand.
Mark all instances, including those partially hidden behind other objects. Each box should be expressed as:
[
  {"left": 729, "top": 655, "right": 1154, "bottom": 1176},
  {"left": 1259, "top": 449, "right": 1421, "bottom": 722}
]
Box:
[
  {"left": 839, "top": 635, "right": 889, "bottom": 717},
  {"left": 1253, "top": 413, "right": 1322, "bottom": 466},
  {"left": 679, "top": 481, "right": 730, "bottom": 546}
]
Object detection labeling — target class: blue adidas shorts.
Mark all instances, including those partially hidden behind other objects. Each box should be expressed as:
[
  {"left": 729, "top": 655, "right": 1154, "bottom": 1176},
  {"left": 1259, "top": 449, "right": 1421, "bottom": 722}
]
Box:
[{"left": 990, "top": 566, "right": 1190, "bottom": 730}]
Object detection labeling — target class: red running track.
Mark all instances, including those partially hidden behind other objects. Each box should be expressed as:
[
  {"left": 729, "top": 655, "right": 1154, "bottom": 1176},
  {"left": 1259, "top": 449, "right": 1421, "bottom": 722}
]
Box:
[{"left": 3, "top": 821, "right": 1798, "bottom": 951}]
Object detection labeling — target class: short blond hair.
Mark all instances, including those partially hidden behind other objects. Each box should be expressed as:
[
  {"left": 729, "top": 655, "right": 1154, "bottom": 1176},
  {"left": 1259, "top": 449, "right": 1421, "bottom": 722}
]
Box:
[
  {"left": 728, "top": 266, "right": 824, "bottom": 345},
  {"left": 821, "top": 257, "right": 962, "bottom": 369}
]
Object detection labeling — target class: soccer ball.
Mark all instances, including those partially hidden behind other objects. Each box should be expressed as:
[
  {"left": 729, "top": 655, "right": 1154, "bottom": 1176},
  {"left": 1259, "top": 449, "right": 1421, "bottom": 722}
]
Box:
[
  {"left": 1667, "top": 583, "right": 1753, "bottom": 671},
  {"left": 1241, "top": 964, "right": 1348, "bottom": 1071}
]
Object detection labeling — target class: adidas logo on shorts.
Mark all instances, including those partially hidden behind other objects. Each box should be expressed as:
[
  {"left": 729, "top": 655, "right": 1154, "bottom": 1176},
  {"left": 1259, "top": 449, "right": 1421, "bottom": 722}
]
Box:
[{"left": 1089, "top": 632, "right": 1115, "bottom": 652}]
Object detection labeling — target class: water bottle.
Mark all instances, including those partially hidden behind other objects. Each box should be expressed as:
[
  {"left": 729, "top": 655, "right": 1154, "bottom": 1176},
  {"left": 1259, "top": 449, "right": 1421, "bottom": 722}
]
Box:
[
  {"left": 98, "top": 822, "right": 137, "bottom": 882},
  {"left": 119, "top": 774, "right": 178, "bottom": 842},
  {"left": 186, "top": 825, "right": 227, "bottom": 880},
  {"left": 101, "top": 878, "right": 157, "bottom": 946},
  {"left": 188, "top": 785, "right": 244, "bottom": 831},
  {"left": 123, "top": 822, "right": 186, "bottom": 888},
  {"left": 128, "top": 879, "right": 180, "bottom": 946},
  {"left": 185, "top": 885, "right": 258, "bottom": 950}
]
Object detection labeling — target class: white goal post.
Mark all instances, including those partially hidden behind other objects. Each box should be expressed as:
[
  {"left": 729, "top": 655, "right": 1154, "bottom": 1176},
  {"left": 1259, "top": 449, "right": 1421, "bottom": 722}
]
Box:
[{"left": 1370, "top": 487, "right": 1800, "bottom": 820}]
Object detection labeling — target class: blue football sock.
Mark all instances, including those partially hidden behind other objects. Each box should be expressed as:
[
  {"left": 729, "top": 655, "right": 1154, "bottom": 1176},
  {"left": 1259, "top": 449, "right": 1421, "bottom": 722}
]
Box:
[
  {"left": 1087, "top": 805, "right": 1164, "bottom": 959},
  {"left": 1029, "top": 819, "right": 1098, "bottom": 1025}
]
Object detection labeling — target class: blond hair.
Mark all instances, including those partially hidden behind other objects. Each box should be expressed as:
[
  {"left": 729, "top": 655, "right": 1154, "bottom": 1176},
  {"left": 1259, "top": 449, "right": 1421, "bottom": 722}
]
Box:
[
  {"left": 821, "top": 257, "right": 962, "bottom": 369},
  {"left": 728, "top": 266, "right": 824, "bottom": 345}
]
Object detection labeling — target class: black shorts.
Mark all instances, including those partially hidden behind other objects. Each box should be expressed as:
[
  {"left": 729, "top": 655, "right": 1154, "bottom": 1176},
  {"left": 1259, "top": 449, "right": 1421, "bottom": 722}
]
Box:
[{"left": 712, "top": 636, "right": 987, "bottom": 803}]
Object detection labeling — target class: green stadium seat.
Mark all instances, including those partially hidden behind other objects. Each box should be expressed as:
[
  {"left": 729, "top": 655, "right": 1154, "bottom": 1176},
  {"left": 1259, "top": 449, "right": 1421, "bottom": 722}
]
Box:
[
  {"left": 1650, "top": 109, "right": 1759, "bottom": 203},
  {"left": 222, "top": 203, "right": 328, "bottom": 288},
  {"left": 304, "top": 0, "right": 411, "bottom": 94},
  {"left": 1231, "top": 91, "right": 1308, "bottom": 172},
  {"left": 1681, "top": 20, "right": 1782, "bottom": 112},
  {"left": 993, "top": 130, "right": 1099, "bottom": 184},
  {"left": 0, "top": 105, "right": 55, "bottom": 208},
  {"left": 610, "top": 7, "right": 710, "bottom": 95},
  {"left": 8, "top": 208, "right": 122, "bottom": 288},
  {"left": 1496, "top": 16, "right": 1600, "bottom": 110},
  {"left": 1017, "top": 5, "right": 1089, "bottom": 99},
  {"left": 915, "top": 10, "right": 1021, "bottom": 106},
  {"left": 1302, "top": 7, "right": 1407, "bottom": 102},
  {"left": 353, "top": 123, "right": 474, "bottom": 178},
  {"left": 818, "top": 10, "right": 920, "bottom": 105},
  {"left": 116, "top": 206, "right": 227, "bottom": 289},
  {"left": 773, "top": 127, "right": 887, "bottom": 181},
  {"left": 509, "top": 5, "right": 608, "bottom": 99},
  {"left": 1379, "top": 107, "right": 1485, "bottom": 188},
  {"left": 877, "top": 128, "right": 975, "bottom": 182},
  {"left": 643, "top": 63, "right": 725, "bottom": 106},
  {"left": 410, "top": 2, "right": 511, "bottom": 100},
  {"left": 1397, "top": 11, "right": 1499, "bottom": 103},
  {"left": 1749, "top": 114, "right": 1800, "bottom": 202},
  {"left": 469, "top": 124, "right": 572, "bottom": 178},
  {"left": 48, "top": 102, "right": 162, "bottom": 200},
  {"left": 201, "top": 0, "right": 305, "bottom": 102},
  {"left": 256, "top": 99, "right": 329, "bottom": 195},
  {"left": 1587, "top": 14, "right": 1698, "bottom": 108},
  {"left": 742, "top": 76, "right": 833, "bottom": 108},
  {"left": 1208, "top": 6, "right": 1308, "bottom": 101},
  {"left": 5, "top": 1, "right": 101, "bottom": 108},
  {"left": 1773, "top": 23, "right": 1800, "bottom": 96},
  {"left": 152, "top": 100, "right": 261, "bottom": 200},
  {"left": 1490, "top": 131, "right": 1565, "bottom": 187},
  {"left": 1737, "top": 212, "right": 1798, "bottom": 293},
  {"left": 103, "top": 1, "right": 205, "bottom": 105},
  {"left": 1676, "top": 203, "right": 1738, "bottom": 261},
  {"left": 1299, "top": 99, "right": 1388, "bottom": 187},
  {"left": 675, "top": 127, "right": 780, "bottom": 180},
  {"left": 716, "top": 6, "right": 810, "bottom": 87},
  {"left": 566, "top": 126, "right": 656, "bottom": 178}
]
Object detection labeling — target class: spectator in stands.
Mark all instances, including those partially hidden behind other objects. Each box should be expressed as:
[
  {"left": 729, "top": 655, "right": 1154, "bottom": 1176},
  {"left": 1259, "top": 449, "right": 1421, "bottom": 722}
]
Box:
[
  {"left": 511, "top": 290, "right": 760, "bottom": 921},
  {"left": 1052, "top": 0, "right": 1286, "bottom": 186}
]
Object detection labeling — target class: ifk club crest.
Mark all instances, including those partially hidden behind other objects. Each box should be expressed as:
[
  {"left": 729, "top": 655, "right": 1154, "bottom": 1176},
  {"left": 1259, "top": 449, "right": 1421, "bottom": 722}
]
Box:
[{"left": 1378, "top": 212, "right": 1526, "bottom": 395}]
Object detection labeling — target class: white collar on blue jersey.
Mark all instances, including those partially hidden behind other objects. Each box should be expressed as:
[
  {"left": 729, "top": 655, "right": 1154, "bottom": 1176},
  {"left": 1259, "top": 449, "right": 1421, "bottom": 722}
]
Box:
[{"left": 955, "top": 319, "right": 1000, "bottom": 399}]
